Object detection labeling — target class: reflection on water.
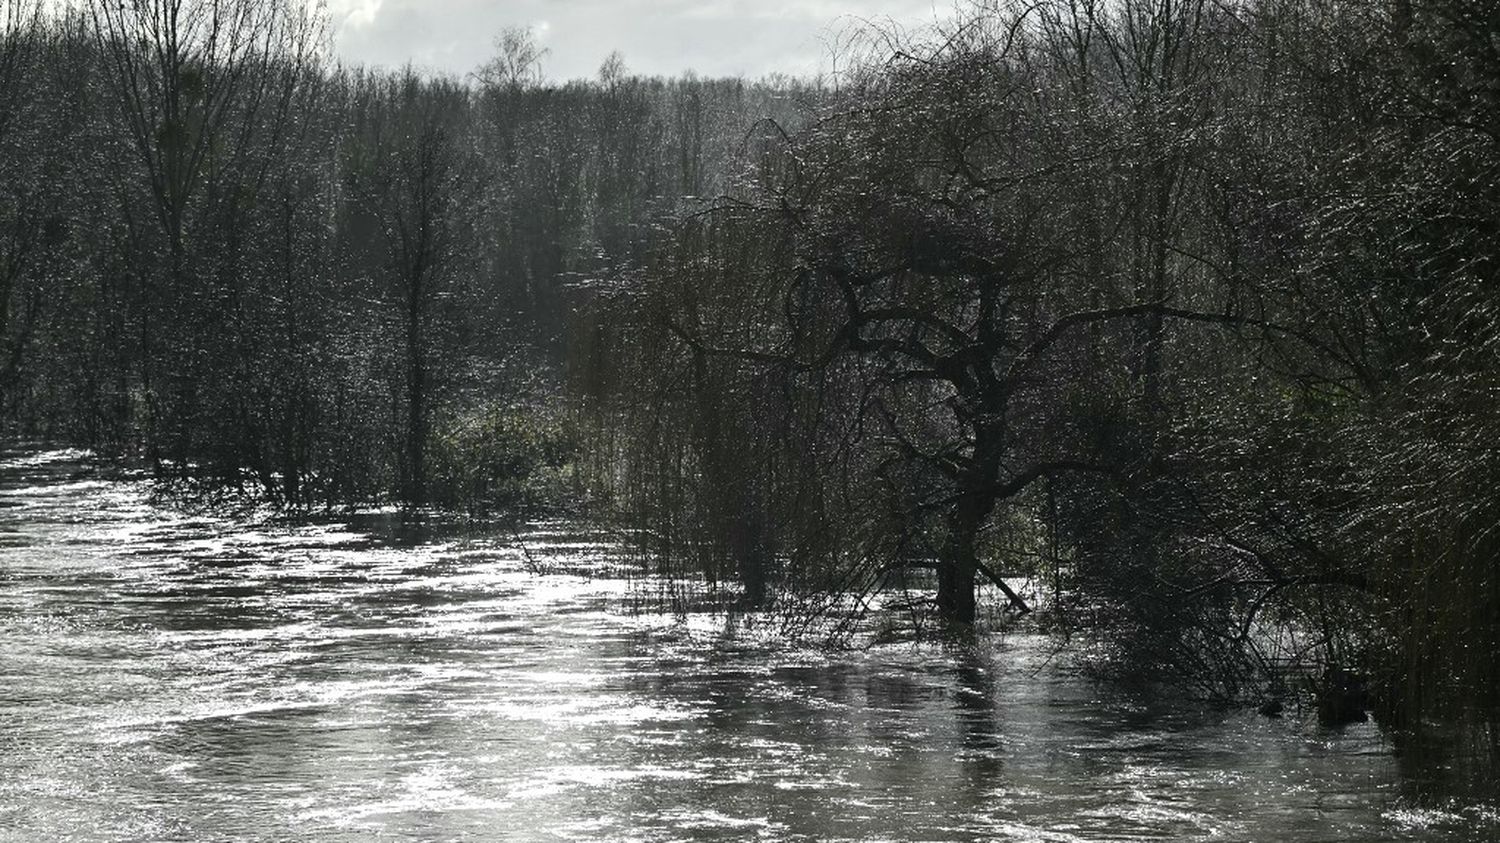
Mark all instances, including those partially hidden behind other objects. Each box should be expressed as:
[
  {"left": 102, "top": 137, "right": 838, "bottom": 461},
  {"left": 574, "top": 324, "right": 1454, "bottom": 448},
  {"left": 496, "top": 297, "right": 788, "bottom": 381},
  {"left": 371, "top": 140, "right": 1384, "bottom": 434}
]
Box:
[{"left": 1, "top": 445, "right": 1496, "bottom": 841}]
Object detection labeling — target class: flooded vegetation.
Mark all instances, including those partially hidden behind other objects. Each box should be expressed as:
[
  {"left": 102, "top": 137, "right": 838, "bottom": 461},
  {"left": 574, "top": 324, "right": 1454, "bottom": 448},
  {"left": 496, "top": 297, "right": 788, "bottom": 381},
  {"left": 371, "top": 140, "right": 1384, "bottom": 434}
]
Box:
[
  {"left": 3, "top": 447, "right": 1496, "bottom": 841},
  {"left": 4, "top": 0, "right": 1500, "bottom": 838}
]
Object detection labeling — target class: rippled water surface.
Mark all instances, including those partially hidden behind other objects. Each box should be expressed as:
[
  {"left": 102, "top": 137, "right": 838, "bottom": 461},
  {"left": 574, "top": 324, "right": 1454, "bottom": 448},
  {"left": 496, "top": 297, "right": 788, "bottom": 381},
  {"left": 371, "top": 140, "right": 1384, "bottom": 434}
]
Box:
[{"left": 1, "top": 446, "right": 1495, "bottom": 841}]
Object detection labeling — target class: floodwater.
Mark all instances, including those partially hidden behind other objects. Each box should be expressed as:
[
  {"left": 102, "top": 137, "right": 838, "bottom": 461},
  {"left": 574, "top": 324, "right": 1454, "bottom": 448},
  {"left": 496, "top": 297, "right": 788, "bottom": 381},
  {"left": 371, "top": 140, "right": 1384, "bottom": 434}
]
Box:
[{"left": 1, "top": 446, "right": 1495, "bottom": 842}]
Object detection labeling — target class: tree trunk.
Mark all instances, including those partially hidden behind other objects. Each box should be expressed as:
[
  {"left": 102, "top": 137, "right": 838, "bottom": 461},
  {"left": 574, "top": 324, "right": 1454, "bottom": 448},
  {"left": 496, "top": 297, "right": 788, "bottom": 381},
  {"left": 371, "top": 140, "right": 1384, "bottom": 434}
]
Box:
[
  {"left": 937, "top": 472, "right": 996, "bottom": 625},
  {"left": 936, "top": 501, "right": 981, "bottom": 624},
  {"left": 936, "top": 422, "right": 1004, "bottom": 625},
  {"left": 404, "top": 275, "right": 427, "bottom": 507}
]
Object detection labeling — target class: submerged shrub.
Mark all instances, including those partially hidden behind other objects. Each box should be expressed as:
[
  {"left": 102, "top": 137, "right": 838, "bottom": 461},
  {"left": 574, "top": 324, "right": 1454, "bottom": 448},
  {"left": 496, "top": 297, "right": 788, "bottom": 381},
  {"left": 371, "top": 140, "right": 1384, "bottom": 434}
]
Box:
[{"left": 428, "top": 402, "right": 582, "bottom": 516}]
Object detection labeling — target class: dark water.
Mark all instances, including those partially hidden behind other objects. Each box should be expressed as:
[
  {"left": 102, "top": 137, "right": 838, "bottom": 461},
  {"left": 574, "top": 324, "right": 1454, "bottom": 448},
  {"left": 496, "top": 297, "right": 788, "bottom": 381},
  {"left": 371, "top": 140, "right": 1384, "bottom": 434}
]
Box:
[{"left": 1, "top": 446, "right": 1495, "bottom": 841}]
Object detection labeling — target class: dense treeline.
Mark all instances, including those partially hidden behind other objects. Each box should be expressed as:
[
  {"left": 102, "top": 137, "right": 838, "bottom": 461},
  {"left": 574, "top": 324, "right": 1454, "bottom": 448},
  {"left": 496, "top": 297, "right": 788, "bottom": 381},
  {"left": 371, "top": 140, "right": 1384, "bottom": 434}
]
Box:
[
  {"left": 2, "top": 0, "right": 1496, "bottom": 734},
  {"left": 582, "top": 0, "right": 1499, "bottom": 729},
  {"left": 0, "top": 0, "right": 811, "bottom": 511}
]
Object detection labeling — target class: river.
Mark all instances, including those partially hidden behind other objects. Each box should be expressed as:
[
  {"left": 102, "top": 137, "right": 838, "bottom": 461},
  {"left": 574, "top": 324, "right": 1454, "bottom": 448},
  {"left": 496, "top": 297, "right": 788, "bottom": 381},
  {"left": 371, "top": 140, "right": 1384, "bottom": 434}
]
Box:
[{"left": 1, "top": 445, "right": 1494, "bottom": 841}]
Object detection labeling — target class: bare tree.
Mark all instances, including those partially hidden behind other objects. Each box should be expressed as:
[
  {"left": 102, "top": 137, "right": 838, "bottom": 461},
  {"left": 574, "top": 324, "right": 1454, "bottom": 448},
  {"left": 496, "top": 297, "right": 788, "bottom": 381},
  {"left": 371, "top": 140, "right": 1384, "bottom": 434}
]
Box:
[
  {"left": 473, "top": 25, "right": 548, "bottom": 91},
  {"left": 344, "top": 69, "right": 477, "bottom": 507},
  {"left": 0, "top": 0, "right": 44, "bottom": 416},
  {"left": 87, "top": 0, "right": 325, "bottom": 465}
]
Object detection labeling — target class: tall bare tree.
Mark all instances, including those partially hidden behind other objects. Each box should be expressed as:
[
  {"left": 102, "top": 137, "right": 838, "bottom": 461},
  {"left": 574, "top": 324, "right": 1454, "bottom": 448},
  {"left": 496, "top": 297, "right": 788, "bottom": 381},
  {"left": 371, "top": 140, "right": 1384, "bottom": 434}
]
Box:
[
  {"left": 87, "top": 0, "right": 323, "bottom": 465},
  {"left": 0, "top": 0, "right": 45, "bottom": 417},
  {"left": 345, "top": 69, "right": 477, "bottom": 507}
]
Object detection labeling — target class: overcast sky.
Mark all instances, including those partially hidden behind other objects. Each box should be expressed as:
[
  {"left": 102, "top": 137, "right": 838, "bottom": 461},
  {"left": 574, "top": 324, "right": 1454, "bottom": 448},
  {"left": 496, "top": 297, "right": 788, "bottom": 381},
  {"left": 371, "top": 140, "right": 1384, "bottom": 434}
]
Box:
[{"left": 326, "top": 0, "right": 958, "bottom": 82}]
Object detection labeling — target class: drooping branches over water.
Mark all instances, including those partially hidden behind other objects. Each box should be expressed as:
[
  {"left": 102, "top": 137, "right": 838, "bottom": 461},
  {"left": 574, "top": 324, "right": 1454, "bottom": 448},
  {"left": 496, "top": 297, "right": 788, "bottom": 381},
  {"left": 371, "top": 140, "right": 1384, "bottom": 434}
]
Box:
[
  {"left": 582, "top": 0, "right": 1500, "bottom": 724},
  {"left": 0, "top": 0, "right": 1496, "bottom": 731}
]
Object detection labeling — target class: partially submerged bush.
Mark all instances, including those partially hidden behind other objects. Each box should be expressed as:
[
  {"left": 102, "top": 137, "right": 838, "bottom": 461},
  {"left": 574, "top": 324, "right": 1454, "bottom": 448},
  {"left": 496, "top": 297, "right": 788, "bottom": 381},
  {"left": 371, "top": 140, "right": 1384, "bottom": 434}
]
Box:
[{"left": 428, "top": 402, "right": 582, "bottom": 516}]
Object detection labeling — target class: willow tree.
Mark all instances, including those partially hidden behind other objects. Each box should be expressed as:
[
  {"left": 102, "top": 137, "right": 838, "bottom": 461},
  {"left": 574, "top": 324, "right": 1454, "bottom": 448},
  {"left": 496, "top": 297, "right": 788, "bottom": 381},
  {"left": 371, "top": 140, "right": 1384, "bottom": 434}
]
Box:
[
  {"left": 730, "top": 33, "right": 1161, "bottom": 625},
  {"left": 594, "top": 5, "right": 1280, "bottom": 628},
  {"left": 596, "top": 28, "right": 1072, "bottom": 624}
]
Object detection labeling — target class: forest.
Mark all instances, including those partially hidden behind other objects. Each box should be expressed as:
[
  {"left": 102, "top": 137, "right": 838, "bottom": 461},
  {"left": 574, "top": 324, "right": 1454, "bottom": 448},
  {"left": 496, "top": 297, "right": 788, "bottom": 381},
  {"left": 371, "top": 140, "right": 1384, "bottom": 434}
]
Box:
[{"left": 1, "top": 0, "right": 1496, "bottom": 747}]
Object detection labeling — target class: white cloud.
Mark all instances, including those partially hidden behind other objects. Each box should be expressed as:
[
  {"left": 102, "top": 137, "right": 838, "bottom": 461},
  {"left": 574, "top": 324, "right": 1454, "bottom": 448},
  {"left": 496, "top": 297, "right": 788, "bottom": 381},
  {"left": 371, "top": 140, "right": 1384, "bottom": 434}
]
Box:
[
  {"left": 328, "top": 0, "right": 955, "bottom": 80},
  {"left": 325, "top": 0, "right": 383, "bottom": 30}
]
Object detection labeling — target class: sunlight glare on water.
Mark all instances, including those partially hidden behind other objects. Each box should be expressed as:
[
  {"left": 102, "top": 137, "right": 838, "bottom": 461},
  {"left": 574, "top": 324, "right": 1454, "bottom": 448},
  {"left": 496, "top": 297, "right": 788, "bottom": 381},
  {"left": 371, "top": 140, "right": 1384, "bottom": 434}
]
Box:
[{"left": 0, "top": 446, "right": 1495, "bottom": 841}]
